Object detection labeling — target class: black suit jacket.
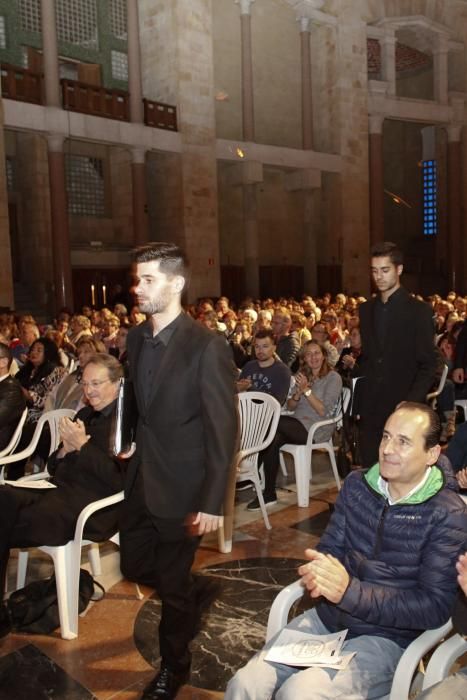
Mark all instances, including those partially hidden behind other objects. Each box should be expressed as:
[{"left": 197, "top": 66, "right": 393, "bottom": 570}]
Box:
[
  {"left": 125, "top": 313, "right": 237, "bottom": 519},
  {"left": 357, "top": 288, "right": 437, "bottom": 423},
  {"left": 0, "top": 375, "right": 26, "bottom": 451}
]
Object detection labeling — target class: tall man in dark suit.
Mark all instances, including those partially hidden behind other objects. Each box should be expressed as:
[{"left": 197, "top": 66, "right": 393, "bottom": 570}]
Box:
[
  {"left": 357, "top": 242, "right": 437, "bottom": 469},
  {"left": 119, "top": 243, "right": 237, "bottom": 700},
  {"left": 0, "top": 343, "right": 26, "bottom": 451}
]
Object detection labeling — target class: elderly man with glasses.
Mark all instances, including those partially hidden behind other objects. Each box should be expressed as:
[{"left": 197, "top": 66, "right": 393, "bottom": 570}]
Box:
[{"left": 0, "top": 353, "right": 125, "bottom": 629}]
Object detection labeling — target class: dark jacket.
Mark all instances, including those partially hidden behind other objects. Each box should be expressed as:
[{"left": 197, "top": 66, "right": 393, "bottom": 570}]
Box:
[
  {"left": 125, "top": 313, "right": 237, "bottom": 519},
  {"left": 315, "top": 465, "right": 467, "bottom": 648},
  {"left": 357, "top": 288, "right": 437, "bottom": 424},
  {"left": 0, "top": 375, "right": 26, "bottom": 451}
]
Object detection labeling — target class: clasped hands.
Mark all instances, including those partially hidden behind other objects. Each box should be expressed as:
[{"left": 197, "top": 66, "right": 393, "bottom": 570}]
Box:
[
  {"left": 57, "top": 416, "right": 90, "bottom": 457},
  {"left": 294, "top": 372, "right": 310, "bottom": 395},
  {"left": 298, "top": 548, "right": 350, "bottom": 604}
]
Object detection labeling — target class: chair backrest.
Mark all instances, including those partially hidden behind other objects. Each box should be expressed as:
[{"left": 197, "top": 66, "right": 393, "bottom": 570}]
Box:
[
  {"left": 0, "top": 407, "right": 28, "bottom": 459},
  {"left": 38, "top": 409, "right": 77, "bottom": 455},
  {"left": 237, "top": 392, "right": 281, "bottom": 470},
  {"left": 426, "top": 364, "right": 448, "bottom": 407}
]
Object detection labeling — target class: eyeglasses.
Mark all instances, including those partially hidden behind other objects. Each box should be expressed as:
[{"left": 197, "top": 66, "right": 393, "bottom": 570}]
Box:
[{"left": 80, "top": 379, "right": 111, "bottom": 390}]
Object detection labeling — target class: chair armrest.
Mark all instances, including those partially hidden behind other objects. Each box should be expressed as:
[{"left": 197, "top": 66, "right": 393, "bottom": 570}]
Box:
[
  {"left": 17, "top": 470, "right": 50, "bottom": 481},
  {"left": 389, "top": 620, "right": 453, "bottom": 700},
  {"left": 306, "top": 414, "right": 341, "bottom": 446},
  {"left": 423, "top": 632, "right": 467, "bottom": 689},
  {"left": 73, "top": 490, "right": 125, "bottom": 544},
  {"left": 266, "top": 579, "right": 305, "bottom": 642}
]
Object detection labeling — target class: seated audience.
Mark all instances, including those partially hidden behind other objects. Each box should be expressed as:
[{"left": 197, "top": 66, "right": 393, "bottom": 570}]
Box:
[
  {"left": 311, "top": 322, "right": 339, "bottom": 367},
  {"left": 0, "top": 353, "right": 125, "bottom": 625},
  {"left": 247, "top": 340, "right": 342, "bottom": 511},
  {"left": 0, "top": 343, "right": 26, "bottom": 452},
  {"left": 9, "top": 320, "right": 40, "bottom": 366},
  {"left": 226, "top": 403, "right": 467, "bottom": 700},
  {"left": 237, "top": 330, "right": 291, "bottom": 405},
  {"left": 272, "top": 308, "right": 300, "bottom": 369},
  {"left": 336, "top": 325, "right": 362, "bottom": 382}
]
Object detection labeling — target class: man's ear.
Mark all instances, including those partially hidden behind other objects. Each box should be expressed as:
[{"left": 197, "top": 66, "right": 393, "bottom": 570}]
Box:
[
  {"left": 427, "top": 444, "right": 441, "bottom": 466},
  {"left": 397, "top": 264, "right": 404, "bottom": 277},
  {"left": 173, "top": 276, "right": 185, "bottom": 294}
]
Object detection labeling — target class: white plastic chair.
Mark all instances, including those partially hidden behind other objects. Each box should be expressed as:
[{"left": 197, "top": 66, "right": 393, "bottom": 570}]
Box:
[
  {"left": 15, "top": 490, "right": 125, "bottom": 640},
  {"left": 455, "top": 399, "right": 467, "bottom": 422},
  {"left": 266, "top": 578, "right": 455, "bottom": 700},
  {"left": 0, "top": 408, "right": 76, "bottom": 480},
  {"left": 426, "top": 364, "right": 448, "bottom": 409},
  {"left": 0, "top": 407, "right": 28, "bottom": 459},
  {"left": 279, "top": 387, "right": 351, "bottom": 508},
  {"left": 422, "top": 630, "right": 467, "bottom": 690},
  {"left": 218, "top": 392, "right": 281, "bottom": 552}
]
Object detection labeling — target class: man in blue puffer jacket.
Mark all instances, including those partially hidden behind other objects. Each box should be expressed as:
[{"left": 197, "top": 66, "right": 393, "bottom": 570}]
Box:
[{"left": 226, "top": 402, "right": 467, "bottom": 700}]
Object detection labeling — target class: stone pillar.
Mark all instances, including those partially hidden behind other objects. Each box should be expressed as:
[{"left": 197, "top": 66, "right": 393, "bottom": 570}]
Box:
[
  {"left": 131, "top": 148, "right": 149, "bottom": 245},
  {"left": 447, "top": 125, "right": 463, "bottom": 291},
  {"left": 0, "top": 101, "right": 14, "bottom": 307},
  {"left": 47, "top": 134, "right": 73, "bottom": 311},
  {"left": 380, "top": 32, "right": 396, "bottom": 96},
  {"left": 236, "top": 0, "right": 259, "bottom": 297},
  {"left": 433, "top": 35, "right": 449, "bottom": 105},
  {"left": 127, "top": 0, "right": 144, "bottom": 123},
  {"left": 368, "top": 114, "right": 384, "bottom": 245},
  {"left": 40, "top": 0, "right": 61, "bottom": 107},
  {"left": 237, "top": 0, "right": 255, "bottom": 141},
  {"left": 299, "top": 16, "right": 313, "bottom": 150}
]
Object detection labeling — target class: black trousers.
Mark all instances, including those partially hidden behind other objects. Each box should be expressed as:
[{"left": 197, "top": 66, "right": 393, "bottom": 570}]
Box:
[
  {"left": 262, "top": 415, "right": 308, "bottom": 498},
  {"left": 119, "top": 471, "right": 200, "bottom": 672}
]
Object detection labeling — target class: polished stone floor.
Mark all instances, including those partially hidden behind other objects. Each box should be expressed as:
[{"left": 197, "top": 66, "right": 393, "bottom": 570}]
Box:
[{"left": 0, "top": 458, "right": 339, "bottom": 699}]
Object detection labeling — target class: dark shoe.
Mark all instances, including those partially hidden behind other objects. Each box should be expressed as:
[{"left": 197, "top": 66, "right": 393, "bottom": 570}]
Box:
[
  {"left": 246, "top": 493, "right": 277, "bottom": 512},
  {"left": 236, "top": 479, "right": 253, "bottom": 491},
  {"left": 141, "top": 665, "right": 189, "bottom": 699}
]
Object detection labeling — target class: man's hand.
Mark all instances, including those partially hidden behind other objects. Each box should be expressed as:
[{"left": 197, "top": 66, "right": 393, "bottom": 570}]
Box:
[
  {"left": 58, "top": 417, "right": 90, "bottom": 454},
  {"left": 191, "top": 512, "right": 223, "bottom": 535},
  {"left": 236, "top": 378, "right": 252, "bottom": 393},
  {"left": 457, "top": 553, "right": 467, "bottom": 596},
  {"left": 456, "top": 468, "right": 467, "bottom": 490},
  {"left": 453, "top": 368, "right": 465, "bottom": 384},
  {"left": 298, "top": 548, "right": 350, "bottom": 604}
]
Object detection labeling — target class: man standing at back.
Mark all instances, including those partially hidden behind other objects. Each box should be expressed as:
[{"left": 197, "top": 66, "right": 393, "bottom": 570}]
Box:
[
  {"left": 357, "top": 242, "right": 436, "bottom": 469},
  {"left": 119, "top": 242, "right": 237, "bottom": 700}
]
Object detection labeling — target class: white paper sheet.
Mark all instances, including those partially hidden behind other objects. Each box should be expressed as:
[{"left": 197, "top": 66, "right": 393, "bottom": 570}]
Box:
[
  {"left": 265, "top": 628, "right": 350, "bottom": 668},
  {"left": 2, "top": 479, "right": 57, "bottom": 489}
]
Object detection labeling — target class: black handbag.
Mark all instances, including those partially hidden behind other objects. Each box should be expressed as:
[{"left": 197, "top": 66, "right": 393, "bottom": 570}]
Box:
[{"left": 6, "top": 568, "right": 103, "bottom": 635}]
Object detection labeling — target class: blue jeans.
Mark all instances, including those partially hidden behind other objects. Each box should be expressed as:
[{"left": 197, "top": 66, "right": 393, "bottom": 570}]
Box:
[{"left": 224, "top": 608, "right": 404, "bottom": 700}]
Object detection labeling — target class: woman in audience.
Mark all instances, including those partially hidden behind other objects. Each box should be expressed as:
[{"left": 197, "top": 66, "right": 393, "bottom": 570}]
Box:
[
  {"left": 16, "top": 337, "right": 67, "bottom": 425},
  {"left": 247, "top": 340, "right": 342, "bottom": 511},
  {"left": 336, "top": 325, "right": 362, "bottom": 384}
]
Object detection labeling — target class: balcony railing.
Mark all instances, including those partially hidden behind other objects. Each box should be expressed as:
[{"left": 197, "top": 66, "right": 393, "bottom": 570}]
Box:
[
  {"left": 143, "top": 98, "right": 178, "bottom": 131},
  {"left": 1, "top": 63, "right": 43, "bottom": 105},
  {"left": 61, "top": 79, "right": 130, "bottom": 121},
  {"left": 1, "top": 67, "right": 178, "bottom": 132}
]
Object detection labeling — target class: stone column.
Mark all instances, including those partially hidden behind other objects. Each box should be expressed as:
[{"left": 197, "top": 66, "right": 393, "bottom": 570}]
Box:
[
  {"left": 433, "top": 35, "right": 449, "bottom": 105},
  {"left": 47, "top": 134, "right": 73, "bottom": 310},
  {"left": 447, "top": 125, "right": 463, "bottom": 291},
  {"left": 131, "top": 148, "right": 149, "bottom": 245},
  {"left": 40, "top": 0, "right": 61, "bottom": 107},
  {"left": 368, "top": 114, "right": 384, "bottom": 245},
  {"left": 299, "top": 17, "right": 313, "bottom": 150},
  {"left": 380, "top": 31, "right": 396, "bottom": 96},
  {"left": 236, "top": 0, "right": 259, "bottom": 297},
  {"left": 127, "top": 0, "right": 144, "bottom": 123},
  {"left": 0, "top": 101, "right": 14, "bottom": 307}
]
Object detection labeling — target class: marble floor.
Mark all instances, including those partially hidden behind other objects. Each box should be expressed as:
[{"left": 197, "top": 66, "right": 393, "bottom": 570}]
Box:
[{"left": 0, "top": 457, "right": 339, "bottom": 700}]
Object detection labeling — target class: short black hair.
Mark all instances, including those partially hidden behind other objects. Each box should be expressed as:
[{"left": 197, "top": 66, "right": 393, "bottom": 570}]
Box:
[
  {"left": 254, "top": 329, "right": 275, "bottom": 343},
  {"left": 396, "top": 401, "right": 441, "bottom": 449},
  {"left": 370, "top": 241, "right": 403, "bottom": 267},
  {"left": 132, "top": 242, "right": 188, "bottom": 280}
]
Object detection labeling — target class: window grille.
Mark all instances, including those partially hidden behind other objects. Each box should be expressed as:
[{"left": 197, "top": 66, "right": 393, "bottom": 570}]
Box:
[
  {"left": 56, "top": 0, "right": 98, "bottom": 49},
  {"left": 19, "top": 0, "right": 41, "bottom": 34},
  {"left": 109, "top": 0, "right": 127, "bottom": 40},
  {"left": 111, "top": 50, "right": 128, "bottom": 81},
  {"left": 66, "top": 155, "right": 105, "bottom": 217},
  {"left": 6, "top": 157, "right": 15, "bottom": 192},
  {"left": 422, "top": 160, "right": 437, "bottom": 236},
  {"left": 0, "top": 16, "right": 6, "bottom": 49}
]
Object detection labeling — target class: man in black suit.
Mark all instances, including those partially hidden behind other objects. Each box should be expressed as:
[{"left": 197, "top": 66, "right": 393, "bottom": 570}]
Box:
[
  {"left": 119, "top": 243, "right": 237, "bottom": 700},
  {"left": 357, "top": 242, "right": 437, "bottom": 469},
  {"left": 0, "top": 343, "right": 26, "bottom": 451},
  {"left": 0, "top": 353, "right": 125, "bottom": 601}
]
